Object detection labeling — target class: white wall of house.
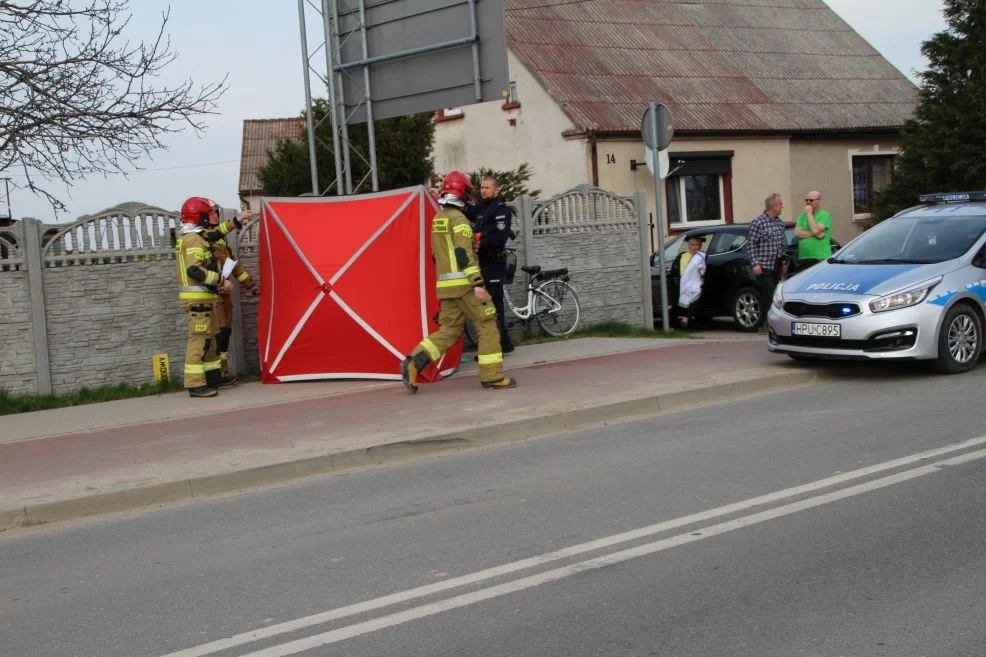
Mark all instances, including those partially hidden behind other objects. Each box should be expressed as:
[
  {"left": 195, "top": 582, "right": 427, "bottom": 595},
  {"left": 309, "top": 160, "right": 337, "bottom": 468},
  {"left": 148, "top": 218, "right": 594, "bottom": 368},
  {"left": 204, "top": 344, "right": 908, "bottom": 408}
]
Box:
[{"left": 433, "top": 52, "right": 591, "bottom": 196}]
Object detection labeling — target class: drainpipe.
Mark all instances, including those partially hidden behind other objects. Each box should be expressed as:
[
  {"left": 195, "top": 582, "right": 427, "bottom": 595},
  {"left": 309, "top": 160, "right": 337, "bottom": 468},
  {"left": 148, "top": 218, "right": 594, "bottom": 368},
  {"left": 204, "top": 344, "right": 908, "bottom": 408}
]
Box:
[{"left": 589, "top": 131, "right": 599, "bottom": 187}]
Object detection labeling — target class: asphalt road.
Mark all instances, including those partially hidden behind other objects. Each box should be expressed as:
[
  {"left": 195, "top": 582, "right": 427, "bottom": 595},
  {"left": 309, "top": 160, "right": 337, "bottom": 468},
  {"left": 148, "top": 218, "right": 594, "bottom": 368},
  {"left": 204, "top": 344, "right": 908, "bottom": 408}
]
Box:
[{"left": 2, "top": 361, "right": 985, "bottom": 657}]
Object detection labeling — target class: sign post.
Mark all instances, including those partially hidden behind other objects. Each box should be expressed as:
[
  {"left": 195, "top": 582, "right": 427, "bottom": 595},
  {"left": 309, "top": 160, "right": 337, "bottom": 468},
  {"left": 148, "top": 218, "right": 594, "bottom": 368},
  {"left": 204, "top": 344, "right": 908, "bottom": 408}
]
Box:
[{"left": 641, "top": 101, "right": 675, "bottom": 332}]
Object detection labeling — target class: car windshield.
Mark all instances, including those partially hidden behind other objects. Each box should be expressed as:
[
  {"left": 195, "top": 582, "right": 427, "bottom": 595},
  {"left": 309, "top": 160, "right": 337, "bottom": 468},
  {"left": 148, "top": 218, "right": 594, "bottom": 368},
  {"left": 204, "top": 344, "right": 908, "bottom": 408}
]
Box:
[
  {"left": 830, "top": 213, "right": 986, "bottom": 264},
  {"left": 653, "top": 234, "right": 683, "bottom": 266}
]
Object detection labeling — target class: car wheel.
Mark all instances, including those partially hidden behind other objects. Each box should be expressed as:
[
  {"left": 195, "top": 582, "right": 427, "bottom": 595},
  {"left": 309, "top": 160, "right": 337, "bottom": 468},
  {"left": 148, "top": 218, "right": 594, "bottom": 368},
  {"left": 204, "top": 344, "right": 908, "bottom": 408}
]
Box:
[
  {"left": 933, "top": 304, "right": 982, "bottom": 374},
  {"left": 731, "top": 287, "right": 761, "bottom": 332}
]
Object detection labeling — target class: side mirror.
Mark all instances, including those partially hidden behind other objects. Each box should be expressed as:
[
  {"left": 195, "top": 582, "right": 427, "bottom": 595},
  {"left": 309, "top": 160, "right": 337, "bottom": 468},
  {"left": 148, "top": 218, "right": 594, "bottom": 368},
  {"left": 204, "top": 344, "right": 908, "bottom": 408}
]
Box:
[{"left": 973, "top": 249, "right": 986, "bottom": 269}]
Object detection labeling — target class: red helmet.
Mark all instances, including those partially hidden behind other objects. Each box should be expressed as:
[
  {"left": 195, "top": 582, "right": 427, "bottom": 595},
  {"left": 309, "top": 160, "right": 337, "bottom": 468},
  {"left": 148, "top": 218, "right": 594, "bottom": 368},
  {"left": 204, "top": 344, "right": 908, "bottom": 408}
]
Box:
[
  {"left": 181, "top": 197, "right": 218, "bottom": 226},
  {"left": 439, "top": 171, "right": 472, "bottom": 202}
]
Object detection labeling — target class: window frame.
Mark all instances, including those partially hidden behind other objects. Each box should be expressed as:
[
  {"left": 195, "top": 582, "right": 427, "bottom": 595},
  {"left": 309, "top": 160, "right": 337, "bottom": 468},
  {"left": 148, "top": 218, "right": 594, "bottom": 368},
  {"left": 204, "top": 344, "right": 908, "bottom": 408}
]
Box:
[
  {"left": 709, "top": 231, "right": 748, "bottom": 256},
  {"left": 502, "top": 81, "right": 521, "bottom": 110},
  {"left": 849, "top": 150, "right": 898, "bottom": 222},
  {"left": 436, "top": 107, "right": 464, "bottom": 122},
  {"left": 667, "top": 174, "right": 728, "bottom": 229}
]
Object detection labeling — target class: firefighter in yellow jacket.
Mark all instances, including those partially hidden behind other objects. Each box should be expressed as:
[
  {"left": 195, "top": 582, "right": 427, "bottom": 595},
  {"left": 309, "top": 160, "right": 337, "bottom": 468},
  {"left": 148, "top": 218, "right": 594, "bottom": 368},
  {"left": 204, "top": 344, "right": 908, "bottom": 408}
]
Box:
[
  {"left": 204, "top": 207, "right": 259, "bottom": 381},
  {"left": 401, "top": 171, "right": 517, "bottom": 392},
  {"left": 176, "top": 197, "right": 235, "bottom": 398}
]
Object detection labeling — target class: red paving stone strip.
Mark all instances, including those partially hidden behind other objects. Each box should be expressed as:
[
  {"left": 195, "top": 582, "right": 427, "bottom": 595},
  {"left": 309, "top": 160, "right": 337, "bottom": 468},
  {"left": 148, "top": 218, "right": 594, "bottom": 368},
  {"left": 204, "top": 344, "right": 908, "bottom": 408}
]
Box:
[{"left": 0, "top": 340, "right": 816, "bottom": 532}]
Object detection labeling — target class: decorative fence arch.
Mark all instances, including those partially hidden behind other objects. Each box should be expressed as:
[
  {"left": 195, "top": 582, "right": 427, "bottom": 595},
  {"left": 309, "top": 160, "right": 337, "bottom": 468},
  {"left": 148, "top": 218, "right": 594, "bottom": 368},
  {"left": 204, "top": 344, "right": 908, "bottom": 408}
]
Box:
[
  {"left": 0, "top": 204, "right": 262, "bottom": 396},
  {"left": 531, "top": 184, "right": 639, "bottom": 236},
  {"left": 1, "top": 224, "right": 24, "bottom": 271},
  {"left": 42, "top": 201, "right": 180, "bottom": 266},
  {"left": 519, "top": 185, "right": 651, "bottom": 331}
]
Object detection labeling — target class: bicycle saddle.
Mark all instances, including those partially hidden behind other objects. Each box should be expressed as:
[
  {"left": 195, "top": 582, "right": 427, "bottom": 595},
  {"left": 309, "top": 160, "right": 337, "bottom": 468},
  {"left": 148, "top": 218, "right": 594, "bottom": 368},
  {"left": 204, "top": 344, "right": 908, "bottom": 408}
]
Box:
[{"left": 521, "top": 265, "right": 541, "bottom": 275}]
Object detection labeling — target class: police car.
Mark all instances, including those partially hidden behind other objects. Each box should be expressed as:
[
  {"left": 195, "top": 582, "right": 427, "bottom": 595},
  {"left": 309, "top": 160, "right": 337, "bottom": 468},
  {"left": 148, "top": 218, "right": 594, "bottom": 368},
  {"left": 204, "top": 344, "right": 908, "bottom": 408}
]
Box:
[{"left": 767, "top": 192, "right": 986, "bottom": 373}]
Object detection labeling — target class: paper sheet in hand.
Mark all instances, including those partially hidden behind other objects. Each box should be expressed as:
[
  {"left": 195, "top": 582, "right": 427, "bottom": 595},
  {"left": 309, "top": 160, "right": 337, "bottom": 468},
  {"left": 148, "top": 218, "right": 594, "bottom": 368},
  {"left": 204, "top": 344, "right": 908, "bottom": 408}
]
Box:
[{"left": 221, "top": 258, "right": 236, "bottom": 279}]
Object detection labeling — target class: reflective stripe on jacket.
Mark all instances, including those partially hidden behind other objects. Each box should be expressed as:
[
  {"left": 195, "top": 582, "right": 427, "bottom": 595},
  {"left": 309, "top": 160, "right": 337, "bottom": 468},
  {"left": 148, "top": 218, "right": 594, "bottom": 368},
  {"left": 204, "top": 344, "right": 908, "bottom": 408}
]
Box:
[
  {"left": 431, "top": 207, "right": 484, "bottom": 299},
  {"left": 175, "top": 231, "right": 220, "bottom": 301}
]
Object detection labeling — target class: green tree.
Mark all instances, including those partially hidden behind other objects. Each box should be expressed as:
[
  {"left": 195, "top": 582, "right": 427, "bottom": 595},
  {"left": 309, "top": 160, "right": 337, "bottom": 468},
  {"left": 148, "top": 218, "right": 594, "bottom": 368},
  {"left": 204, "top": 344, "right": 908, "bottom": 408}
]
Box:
[
  {"left": 872, "top": 0, "right": 986, "bottom": 222},
  {"left": 259, "top": 99, "right": 435, "bottom": 196},
  {"left": 467, "top": 163, "right": 541, "bottom": 202}
]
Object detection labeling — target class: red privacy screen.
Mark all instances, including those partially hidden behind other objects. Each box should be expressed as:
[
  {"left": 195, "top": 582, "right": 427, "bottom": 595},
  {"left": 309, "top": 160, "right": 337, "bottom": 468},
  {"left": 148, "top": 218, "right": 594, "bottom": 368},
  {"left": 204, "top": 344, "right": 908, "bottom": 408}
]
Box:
[{"left": 257, "top": 186, "right": 461, "bottom": 384}]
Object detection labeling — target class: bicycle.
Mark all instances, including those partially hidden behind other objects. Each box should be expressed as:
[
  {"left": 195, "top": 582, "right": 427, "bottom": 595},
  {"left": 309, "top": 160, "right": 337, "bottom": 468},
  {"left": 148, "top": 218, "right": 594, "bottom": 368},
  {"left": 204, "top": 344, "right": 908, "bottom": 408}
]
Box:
[{"left": 502, "top": 249, "right": 581, "bottom": 337}]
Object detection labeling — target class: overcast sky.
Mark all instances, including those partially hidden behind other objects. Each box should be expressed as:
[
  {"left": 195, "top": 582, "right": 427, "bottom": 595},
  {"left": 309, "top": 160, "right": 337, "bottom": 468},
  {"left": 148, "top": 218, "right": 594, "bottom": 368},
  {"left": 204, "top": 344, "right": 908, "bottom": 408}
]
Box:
[{"left": 4, "top": 0, "right": 947, "bottom": 223}]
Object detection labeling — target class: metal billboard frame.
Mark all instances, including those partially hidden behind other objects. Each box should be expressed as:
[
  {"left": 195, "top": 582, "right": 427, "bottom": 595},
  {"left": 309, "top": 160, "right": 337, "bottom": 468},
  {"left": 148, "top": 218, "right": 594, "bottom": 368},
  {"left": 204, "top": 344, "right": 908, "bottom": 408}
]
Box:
[{"left": 296, "top": 0, "right": 508, "bottom": 196}]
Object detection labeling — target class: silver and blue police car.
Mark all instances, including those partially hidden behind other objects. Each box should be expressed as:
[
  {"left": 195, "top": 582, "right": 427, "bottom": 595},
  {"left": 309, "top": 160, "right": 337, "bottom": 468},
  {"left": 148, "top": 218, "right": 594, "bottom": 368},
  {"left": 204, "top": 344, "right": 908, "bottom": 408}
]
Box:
[{"left": 767, "top": 192, "right": 986, "bottom": 373}]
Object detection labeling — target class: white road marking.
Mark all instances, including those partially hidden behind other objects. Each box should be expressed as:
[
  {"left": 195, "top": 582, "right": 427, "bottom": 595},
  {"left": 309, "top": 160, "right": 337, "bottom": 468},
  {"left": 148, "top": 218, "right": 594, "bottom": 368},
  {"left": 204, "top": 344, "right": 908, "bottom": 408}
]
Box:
[
  {"left": 235, "top": 448, "right": 986, "bottom": 657},
  {"left": 159, "top": 437, "right": 986, "bottom": 657}
]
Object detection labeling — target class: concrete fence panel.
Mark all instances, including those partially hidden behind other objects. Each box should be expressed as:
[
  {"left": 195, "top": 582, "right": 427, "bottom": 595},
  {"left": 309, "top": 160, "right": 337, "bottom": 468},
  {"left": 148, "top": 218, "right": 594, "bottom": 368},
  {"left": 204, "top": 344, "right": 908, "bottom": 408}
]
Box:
[
  {"left": 0, "top": 223, "right": 38, "bottom": 394},
  {"left": 0, "top": 186, "right": 650, "bottom": 396}
]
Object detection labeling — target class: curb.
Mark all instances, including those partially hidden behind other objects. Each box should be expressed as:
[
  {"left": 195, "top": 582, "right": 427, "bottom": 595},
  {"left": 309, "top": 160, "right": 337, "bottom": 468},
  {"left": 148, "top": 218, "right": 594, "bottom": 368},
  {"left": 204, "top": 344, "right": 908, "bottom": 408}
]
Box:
[
  {"left": 0, "top": 339, "right": 697, "bottom": 445},
  {"left": 0, "top": 368, "right": 825, "bottom": 534}
]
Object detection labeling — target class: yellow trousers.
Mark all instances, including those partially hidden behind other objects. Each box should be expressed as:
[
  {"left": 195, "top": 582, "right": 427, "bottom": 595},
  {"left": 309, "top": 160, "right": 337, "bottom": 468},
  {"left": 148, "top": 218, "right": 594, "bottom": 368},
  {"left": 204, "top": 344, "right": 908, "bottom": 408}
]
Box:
[
  {"left": 412, "top": 291, "right": 504, "bottom": 383},
  {"left": 215, "top": 292, "right": 234, "bottom": 375},
  {"left": 181, "top": 300, "right": 221, "bottom": 388}
]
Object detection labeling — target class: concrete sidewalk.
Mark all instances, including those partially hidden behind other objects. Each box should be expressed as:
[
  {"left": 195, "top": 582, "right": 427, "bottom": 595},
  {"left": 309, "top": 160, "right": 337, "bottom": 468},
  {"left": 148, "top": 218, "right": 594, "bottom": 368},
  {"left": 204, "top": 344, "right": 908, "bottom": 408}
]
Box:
[{"left": 0, "top": 334, "right": 819, "bottom": 533}]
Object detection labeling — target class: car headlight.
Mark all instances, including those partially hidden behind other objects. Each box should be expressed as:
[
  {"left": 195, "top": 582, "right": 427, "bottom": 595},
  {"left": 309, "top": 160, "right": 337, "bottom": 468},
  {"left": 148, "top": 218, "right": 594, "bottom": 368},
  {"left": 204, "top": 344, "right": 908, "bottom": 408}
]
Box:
[
  {"left": 869, "top": 277, "right": 941, "bottom": 313},
  {"left": 772, "top": 283, "right": 784, "bottom": 309}
]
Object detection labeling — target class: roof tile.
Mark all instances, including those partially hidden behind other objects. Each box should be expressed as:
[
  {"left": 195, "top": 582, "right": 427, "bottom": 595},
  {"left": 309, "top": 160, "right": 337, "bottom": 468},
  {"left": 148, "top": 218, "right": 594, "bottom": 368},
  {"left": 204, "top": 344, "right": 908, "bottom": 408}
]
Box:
[
  {"left": 504, "top": 0, "right": 917, "bottom": 132},
  {"left": 239, "top": 118, "right": 305, "bottom": 194}
]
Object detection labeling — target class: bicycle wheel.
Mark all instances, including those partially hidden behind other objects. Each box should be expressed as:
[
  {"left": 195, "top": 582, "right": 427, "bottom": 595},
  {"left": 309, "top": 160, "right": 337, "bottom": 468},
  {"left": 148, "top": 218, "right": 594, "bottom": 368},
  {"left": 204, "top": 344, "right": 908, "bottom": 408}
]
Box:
[
  {"left": 533, "top": 280, "right": 581, "bottom": 337},
  {"left": 503, "top": 285, "right": 521, "bottom": 320}
]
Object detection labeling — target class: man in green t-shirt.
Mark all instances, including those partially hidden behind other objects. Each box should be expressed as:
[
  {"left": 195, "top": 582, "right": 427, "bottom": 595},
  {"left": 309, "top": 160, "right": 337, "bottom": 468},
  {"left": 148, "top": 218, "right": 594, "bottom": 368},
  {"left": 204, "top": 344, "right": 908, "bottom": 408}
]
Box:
[{"left": 795, "top": 190, "right": 832, "bottom": 271}]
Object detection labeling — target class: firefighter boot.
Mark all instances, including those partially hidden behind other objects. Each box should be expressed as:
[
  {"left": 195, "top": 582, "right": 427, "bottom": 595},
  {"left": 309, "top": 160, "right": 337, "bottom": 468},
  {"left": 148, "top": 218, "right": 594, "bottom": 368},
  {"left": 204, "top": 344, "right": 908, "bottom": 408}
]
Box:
[
  {"left": 188, "top": 385, "right": 218, "bottom": 398},
  {"left": 400, "top": 351, "right": 433, "bottom": 394},
  {"left": 481, "top": 377, "right": 518, "bottom": 390},
  {"left": 206, "top": 369, "right": 237, "bottom": 389}
]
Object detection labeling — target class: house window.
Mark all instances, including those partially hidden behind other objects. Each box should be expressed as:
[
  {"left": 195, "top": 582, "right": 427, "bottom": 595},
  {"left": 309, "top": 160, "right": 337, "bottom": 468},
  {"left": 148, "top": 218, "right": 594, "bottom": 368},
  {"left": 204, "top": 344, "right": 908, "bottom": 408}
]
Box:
[
  {"left": 436, "top": 107, "right": 464, "bottom": 122},
  {"left": 502, "top": 81, "right": 521, "bottom": 110},
  {"left": 852, "top": 154, "right": 895, "bottom": 215},
  {"left": 667, "top": 174, "right": 725, "bottom": 225},
  {"left": 663, "top": 151, "right": 734, "bottom": 229}
]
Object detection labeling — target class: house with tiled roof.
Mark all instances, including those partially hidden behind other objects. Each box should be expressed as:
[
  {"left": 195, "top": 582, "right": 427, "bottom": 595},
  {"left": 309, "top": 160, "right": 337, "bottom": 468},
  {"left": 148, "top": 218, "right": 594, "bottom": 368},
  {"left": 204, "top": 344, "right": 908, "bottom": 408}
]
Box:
[
  {"left": 238, "top": 118, "right": 305, "bottom": 211},
  {"left": 434, "top": 0, "right": 918, "bottom": 243}
]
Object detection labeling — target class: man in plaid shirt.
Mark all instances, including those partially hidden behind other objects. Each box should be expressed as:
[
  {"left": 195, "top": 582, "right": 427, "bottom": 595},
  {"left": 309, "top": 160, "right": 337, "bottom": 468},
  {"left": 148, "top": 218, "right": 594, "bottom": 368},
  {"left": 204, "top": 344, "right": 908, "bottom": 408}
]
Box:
[{"left": 748, "top": 193, "right": 786, "bottom": 332}]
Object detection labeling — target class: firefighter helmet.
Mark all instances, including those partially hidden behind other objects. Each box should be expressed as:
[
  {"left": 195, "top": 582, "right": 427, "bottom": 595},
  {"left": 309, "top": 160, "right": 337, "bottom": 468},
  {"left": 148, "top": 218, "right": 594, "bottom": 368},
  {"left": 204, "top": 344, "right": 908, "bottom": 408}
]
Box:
[
  {"left": 181, "top": 197, "right": 218, "bottom": 226},
  {"left": 439, "top": 171, "right": 472, "bottom": 206}
]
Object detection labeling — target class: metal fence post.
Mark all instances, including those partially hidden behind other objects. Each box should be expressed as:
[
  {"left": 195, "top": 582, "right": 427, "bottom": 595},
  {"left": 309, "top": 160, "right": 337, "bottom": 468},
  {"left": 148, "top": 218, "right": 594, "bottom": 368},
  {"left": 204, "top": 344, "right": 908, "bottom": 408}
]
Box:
[
  {"left": 21, "top": 218, "right": 52, "bottom": 394},
  {"left": 226, "top": 228, "right": 247, "bottom": 376},
  {"left": 518, "top": 194, "right": 535, "bottom": 268},
  {"left": 634, "top": 190, "right": 653, "bottom": 329}
]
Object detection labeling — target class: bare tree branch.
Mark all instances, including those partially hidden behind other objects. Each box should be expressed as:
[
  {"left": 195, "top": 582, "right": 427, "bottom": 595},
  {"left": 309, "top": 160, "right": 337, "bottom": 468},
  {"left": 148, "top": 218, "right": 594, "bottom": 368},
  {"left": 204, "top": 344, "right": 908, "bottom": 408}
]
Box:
[{"left": 0, "top": 0, "right": 228, "bottom": 210}]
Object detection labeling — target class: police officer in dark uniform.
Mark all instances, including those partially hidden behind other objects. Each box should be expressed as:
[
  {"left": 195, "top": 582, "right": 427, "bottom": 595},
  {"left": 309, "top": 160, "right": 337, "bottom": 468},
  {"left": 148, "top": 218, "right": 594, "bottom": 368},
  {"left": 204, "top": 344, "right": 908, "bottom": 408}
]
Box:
[{"left": 474, "top": 175, "right": 515, "bottom": 353}]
